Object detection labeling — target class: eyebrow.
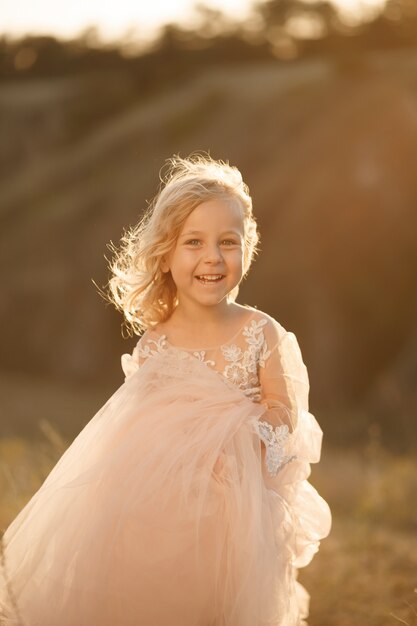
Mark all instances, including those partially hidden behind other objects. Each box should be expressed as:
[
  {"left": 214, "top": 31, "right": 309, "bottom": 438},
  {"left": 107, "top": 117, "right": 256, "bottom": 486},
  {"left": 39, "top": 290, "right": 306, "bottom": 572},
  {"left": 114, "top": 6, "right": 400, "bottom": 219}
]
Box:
[{"left": 180, "top": 230, "right": 242, "bottom": 238}]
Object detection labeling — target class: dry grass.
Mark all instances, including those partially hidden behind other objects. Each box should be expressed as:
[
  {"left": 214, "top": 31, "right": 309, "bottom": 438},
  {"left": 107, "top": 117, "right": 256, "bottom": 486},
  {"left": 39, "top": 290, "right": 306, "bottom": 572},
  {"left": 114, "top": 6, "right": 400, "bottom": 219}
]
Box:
[
  {"left": 300, "top": 430, "right": 417, "bottom": 626},
  {"left": 0, "top": 421, "right": 416, "bottom": 625}
]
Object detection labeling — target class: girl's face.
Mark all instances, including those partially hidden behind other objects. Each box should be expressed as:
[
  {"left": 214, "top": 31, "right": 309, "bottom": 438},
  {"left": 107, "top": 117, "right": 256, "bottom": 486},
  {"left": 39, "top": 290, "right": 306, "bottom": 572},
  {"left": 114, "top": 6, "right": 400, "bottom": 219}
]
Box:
[{"left": 162, "top": 197, "right": 245, "bottom": 311}]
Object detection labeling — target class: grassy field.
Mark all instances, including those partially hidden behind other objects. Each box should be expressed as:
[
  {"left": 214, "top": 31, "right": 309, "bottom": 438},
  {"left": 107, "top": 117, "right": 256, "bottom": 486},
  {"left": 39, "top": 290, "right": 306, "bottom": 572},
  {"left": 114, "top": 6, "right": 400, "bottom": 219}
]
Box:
[
  {"left": 300, "top": 435, "right": 417, "bottom": 626},
  {"left": 1, "top": 422, "right": 416, "bottom": 625}
]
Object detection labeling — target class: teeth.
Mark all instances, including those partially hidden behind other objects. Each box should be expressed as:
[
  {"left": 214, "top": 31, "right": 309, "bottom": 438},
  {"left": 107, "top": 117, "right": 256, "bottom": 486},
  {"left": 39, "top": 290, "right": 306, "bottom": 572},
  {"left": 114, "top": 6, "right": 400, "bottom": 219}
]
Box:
[{"left": 197, "top": 275, "right": 223, "bottom": 281}]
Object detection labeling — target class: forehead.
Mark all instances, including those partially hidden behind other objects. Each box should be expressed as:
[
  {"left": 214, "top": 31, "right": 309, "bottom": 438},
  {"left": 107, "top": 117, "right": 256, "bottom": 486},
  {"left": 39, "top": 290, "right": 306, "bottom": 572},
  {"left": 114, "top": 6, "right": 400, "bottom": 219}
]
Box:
[{"left": 180, "top": 197, "right": 244, "bottom": 233}]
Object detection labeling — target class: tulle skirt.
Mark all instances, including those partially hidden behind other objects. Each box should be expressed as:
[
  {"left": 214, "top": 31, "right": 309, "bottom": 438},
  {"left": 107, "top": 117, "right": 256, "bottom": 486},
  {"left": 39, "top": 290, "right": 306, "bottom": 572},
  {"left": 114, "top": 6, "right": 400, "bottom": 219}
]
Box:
[{"left": 0, "top": 347, "right": 331, "bottom": 626}]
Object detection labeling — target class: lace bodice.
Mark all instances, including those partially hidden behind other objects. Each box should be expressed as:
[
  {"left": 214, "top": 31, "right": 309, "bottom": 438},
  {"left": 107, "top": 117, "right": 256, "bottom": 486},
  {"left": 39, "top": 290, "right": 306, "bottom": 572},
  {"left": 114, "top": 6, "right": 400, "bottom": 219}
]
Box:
[
  {"left": 121, "top": 308, "right": 310, "bottom": 476},
  {"left": 130, "top": 313, "right": 272, "bottom": 403},
  {"left": 123, "top": 308, "right": 308, "bottom": 427}
]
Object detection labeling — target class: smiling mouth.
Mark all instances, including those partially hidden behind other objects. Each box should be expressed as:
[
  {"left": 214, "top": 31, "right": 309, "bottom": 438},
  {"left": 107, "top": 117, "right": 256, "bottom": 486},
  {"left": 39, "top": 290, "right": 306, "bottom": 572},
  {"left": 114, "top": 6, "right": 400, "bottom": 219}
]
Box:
[{"left": 195, "top": 274, "right": 225, "bottom": 284}]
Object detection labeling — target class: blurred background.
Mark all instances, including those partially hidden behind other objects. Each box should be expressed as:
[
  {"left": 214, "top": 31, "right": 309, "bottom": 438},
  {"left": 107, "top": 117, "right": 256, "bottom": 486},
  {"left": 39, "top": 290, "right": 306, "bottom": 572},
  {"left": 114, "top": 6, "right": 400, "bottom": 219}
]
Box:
[{"left": 0, "top": 0, "right": 416, "bottom": 623}]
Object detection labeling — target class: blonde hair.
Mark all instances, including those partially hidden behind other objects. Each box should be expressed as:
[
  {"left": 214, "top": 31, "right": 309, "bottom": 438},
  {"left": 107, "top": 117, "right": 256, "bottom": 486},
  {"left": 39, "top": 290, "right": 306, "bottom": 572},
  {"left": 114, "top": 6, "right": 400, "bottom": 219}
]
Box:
[{"left": 105, "top": 152, "right": 260, "bottom": 336}]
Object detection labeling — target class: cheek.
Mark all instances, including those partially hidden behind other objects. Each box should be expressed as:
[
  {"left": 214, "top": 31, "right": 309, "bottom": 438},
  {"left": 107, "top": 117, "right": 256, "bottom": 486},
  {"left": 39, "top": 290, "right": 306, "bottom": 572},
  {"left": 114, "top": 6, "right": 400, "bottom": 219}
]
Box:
[
  {"left": 171, "top": 250, "right": 197, "bottom": 273},
  {"left": 229, "top": 249, "right": 244, "bottom": 271}
]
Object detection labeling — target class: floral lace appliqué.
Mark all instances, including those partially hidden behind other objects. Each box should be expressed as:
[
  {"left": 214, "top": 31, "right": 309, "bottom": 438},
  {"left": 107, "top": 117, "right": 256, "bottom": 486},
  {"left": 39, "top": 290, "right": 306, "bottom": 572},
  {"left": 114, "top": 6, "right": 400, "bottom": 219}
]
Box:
[
  {"left": 121, "top": 335, "right": 168, "bottom": 378},
  {"left": 123, "top": 317, "right": 273, "bottom": 401},
  {"left": 191, "top": 351, "right": 216, "bottom": 367},
  {"left": 137, "top": 335, "right": 168, "bottom": 359},
  {"left": 221, "top": 318, "right": 271, "bottom": 401},
  {"left": 254, "top": 421, "right": 297, "bottom": 477},
  {"left": 121, "top": 316, "right": 298, "bottom": 478}
]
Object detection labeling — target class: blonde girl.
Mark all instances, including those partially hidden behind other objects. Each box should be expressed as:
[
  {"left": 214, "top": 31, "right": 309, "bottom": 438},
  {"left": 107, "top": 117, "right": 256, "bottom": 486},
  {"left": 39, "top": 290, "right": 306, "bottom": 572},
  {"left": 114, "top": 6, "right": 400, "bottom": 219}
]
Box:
[{"left": 0, "top": 152, "right": 331, "bottom": 626}]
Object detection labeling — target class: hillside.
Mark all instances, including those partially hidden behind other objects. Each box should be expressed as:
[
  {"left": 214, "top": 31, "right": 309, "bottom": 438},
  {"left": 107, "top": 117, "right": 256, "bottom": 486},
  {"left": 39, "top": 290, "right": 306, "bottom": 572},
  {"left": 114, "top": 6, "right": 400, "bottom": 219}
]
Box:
[{"left": 1, "top": 53, "right": 416, "bottom": 448}]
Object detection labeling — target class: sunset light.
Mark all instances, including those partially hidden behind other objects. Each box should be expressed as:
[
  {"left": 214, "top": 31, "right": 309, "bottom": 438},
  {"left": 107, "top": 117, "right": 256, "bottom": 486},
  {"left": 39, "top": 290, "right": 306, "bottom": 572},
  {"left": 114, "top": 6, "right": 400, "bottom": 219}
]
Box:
[{"left": 1, "top": 0, "right": 386, "bottom": 41}]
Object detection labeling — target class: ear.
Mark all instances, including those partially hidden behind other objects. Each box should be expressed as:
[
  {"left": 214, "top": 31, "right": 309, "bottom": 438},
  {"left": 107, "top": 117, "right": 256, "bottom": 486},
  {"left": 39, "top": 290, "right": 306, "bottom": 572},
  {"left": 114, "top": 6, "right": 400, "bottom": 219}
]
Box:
[{"left": 160, "top": 257, "right": 170, "bottom": 273}]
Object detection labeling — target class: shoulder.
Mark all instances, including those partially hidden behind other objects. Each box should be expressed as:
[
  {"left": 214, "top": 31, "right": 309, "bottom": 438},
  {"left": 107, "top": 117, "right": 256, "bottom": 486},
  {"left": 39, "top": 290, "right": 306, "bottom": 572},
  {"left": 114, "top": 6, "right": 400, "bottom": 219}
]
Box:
[
  {"left": 257, "top": 311, "right": 307, "bottom": 368},
  {"left": 121, "top": 329, "right": 168, "bottom": 378},
  {"left": 247, "top": 310, "right": 308, "bottom": 380},
  {"left": 244, "top": 308, "right": 305, "bottom": 363},
  {"left": 244, "top": 307, "right": 288, "bottom": 348},
  {"left": 133, "top": 328, "right": 167, "bottom": 354}
]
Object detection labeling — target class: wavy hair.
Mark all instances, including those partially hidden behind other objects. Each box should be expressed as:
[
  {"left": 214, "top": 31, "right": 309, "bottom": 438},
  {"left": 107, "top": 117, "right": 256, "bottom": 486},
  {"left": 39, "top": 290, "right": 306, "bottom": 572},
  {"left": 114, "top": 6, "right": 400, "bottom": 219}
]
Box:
[{"left": 105, "top": 152, "right": 260, "bottom": 336}]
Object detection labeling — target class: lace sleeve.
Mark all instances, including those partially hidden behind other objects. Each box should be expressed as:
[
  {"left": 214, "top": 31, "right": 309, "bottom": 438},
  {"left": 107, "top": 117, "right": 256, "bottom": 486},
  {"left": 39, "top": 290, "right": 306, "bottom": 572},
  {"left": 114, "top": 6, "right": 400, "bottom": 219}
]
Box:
[
  {"left": 259, "top": 323, "right": 309, "bottom": 433},
  {"left": 256, "top": 318, "right": 309, "bottom": 476}
]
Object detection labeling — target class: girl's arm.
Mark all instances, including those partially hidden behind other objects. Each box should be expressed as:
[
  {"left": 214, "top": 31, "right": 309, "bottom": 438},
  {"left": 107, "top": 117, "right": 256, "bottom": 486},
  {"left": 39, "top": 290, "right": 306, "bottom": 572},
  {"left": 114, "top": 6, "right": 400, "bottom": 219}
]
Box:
[
  {"left": 259, "top": 326, "right": 309, "bottom": 433},
  {"left": 256, "top": 320, "right": 309, "bottom": 475}
]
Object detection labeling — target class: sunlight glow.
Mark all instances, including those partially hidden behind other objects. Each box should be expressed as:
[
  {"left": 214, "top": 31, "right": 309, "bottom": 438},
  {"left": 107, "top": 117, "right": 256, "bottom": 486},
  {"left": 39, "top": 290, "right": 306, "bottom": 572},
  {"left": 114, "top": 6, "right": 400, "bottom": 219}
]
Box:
[{"left": 0, "top": 0, "right": 386, "bottom": 42}]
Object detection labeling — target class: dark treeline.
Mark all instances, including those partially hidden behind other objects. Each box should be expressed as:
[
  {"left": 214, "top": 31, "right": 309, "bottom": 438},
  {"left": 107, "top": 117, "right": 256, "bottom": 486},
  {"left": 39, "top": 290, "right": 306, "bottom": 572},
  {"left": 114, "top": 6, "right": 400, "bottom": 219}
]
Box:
[
  {"left": 1, "top": 0, "right": 416, "bottom": 141},
  {"left": 1, "top": 0, "right": 417, "bottom": 84}
]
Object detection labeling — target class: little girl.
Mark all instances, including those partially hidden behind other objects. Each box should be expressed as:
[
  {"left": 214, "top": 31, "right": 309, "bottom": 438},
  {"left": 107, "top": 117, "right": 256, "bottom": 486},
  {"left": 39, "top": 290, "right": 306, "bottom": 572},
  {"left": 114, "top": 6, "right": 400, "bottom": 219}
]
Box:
[{"left": 0, "top": 153, "right": 332, "bottom": 626}]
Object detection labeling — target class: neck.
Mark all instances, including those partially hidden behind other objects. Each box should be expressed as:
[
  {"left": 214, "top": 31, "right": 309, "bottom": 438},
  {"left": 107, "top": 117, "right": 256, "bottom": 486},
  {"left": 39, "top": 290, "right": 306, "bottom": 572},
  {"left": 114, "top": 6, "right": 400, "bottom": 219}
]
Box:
[{"left": 173, "top": 299, "right": 235, "bottom": 328}]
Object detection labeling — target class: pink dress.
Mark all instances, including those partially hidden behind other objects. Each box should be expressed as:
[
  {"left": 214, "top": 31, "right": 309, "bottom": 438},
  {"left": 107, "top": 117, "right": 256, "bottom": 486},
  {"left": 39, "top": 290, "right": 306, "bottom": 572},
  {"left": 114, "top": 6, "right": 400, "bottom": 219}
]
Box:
[{"left": 0, "top": 307, "right": 332, "bottom": 626}]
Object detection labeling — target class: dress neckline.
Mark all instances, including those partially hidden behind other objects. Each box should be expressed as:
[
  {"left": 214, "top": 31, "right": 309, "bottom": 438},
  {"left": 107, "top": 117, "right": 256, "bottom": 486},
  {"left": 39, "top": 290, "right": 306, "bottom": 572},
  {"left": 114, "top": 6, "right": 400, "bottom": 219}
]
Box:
[{"left": 147, "top": 307, "right": 259, "bottom": 352}]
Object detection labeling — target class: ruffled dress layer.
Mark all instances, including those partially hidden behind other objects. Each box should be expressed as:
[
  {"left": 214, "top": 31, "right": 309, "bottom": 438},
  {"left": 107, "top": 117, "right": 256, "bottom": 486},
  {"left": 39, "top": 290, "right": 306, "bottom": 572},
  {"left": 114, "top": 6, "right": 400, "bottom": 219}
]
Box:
[{"left": 0, "top": 313, "right": 331, "bottom": 626}]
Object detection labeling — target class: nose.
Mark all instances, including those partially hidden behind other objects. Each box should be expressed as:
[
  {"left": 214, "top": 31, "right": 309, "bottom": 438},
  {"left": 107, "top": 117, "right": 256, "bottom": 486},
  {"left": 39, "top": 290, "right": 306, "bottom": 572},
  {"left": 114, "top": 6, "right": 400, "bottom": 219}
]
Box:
[{"left": 203, "top": 243, "right": 224, "bottom": 264}]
